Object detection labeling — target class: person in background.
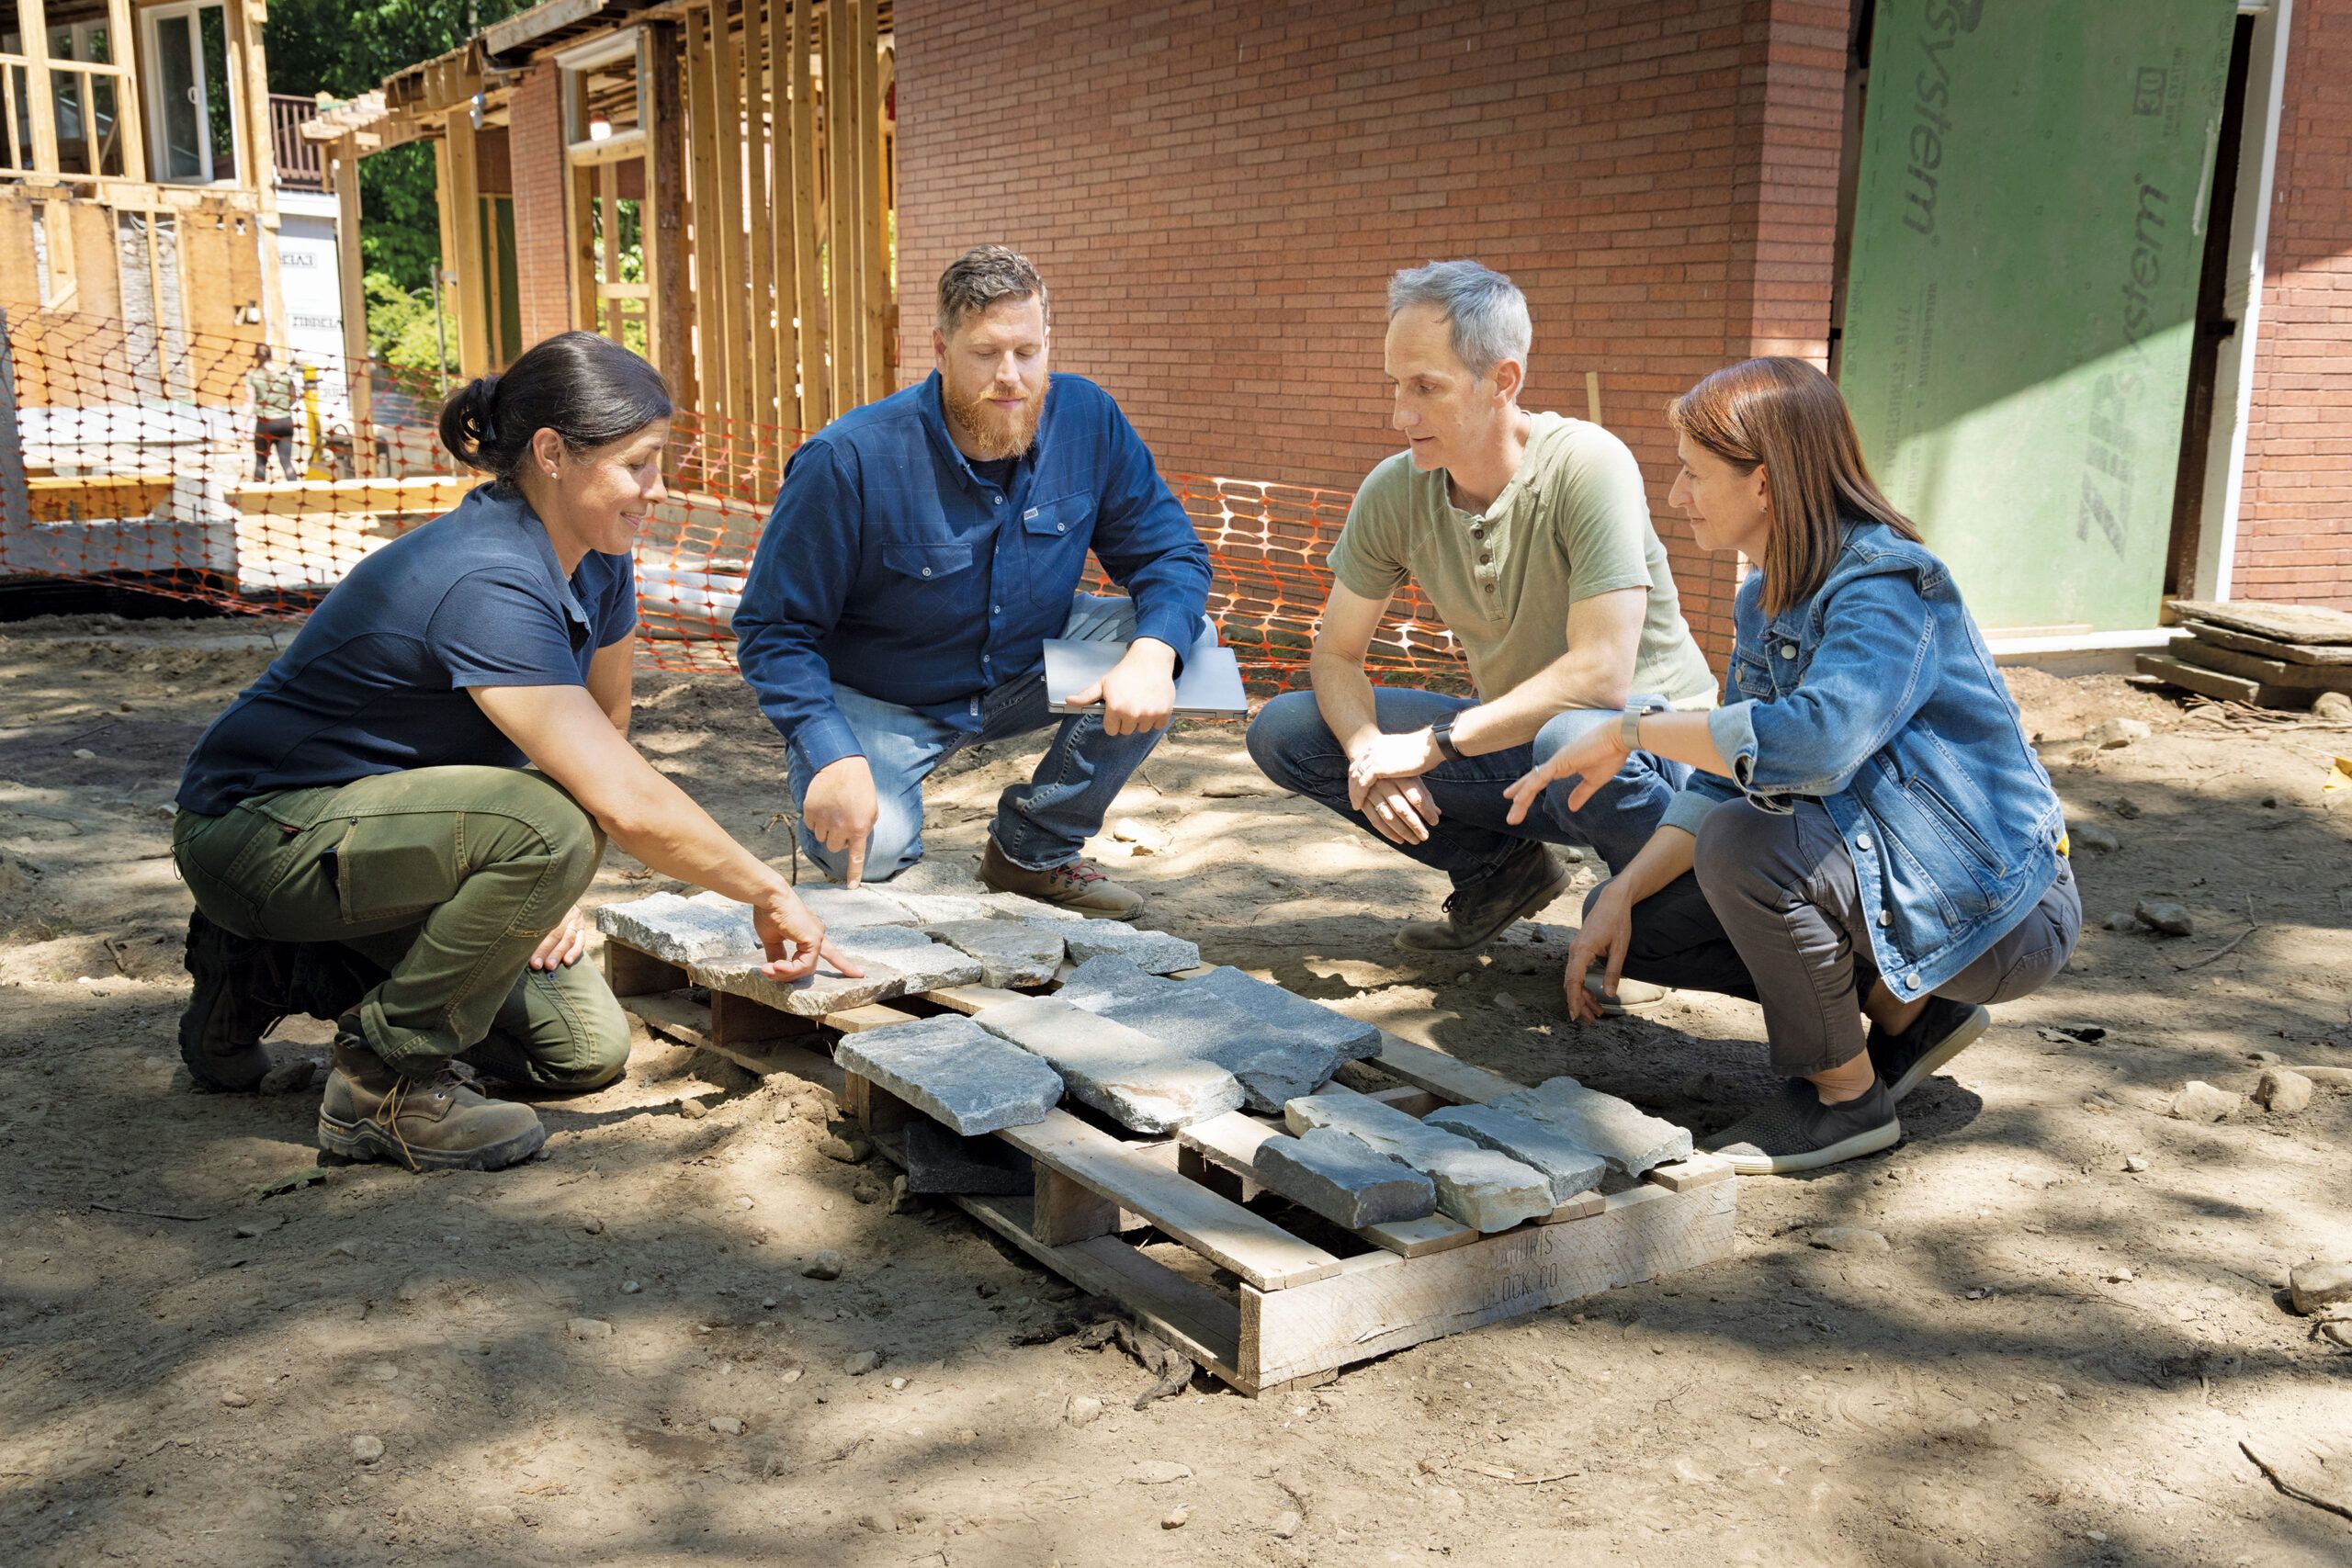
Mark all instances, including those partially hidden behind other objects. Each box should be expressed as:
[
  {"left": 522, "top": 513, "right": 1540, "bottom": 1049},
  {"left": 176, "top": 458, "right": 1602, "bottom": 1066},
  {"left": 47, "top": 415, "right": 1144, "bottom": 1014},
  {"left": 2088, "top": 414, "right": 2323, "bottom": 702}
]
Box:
[
  {"left": 1507, "top": 357, "right": 2081, "bottom": 1175},
  {"left": 173, "top": 332, "right": 853, "bottom": 1173},
  {"left": 245, "top": 344, "right": 302, "bottom": 482}
]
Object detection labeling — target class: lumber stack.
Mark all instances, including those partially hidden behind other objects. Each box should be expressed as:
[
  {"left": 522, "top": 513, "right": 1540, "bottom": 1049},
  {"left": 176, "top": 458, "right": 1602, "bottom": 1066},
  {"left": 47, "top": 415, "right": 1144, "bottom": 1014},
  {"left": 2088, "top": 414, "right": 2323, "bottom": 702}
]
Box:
[{"left": 2138, "top": 600, "right": 2352, "bottom": 710}]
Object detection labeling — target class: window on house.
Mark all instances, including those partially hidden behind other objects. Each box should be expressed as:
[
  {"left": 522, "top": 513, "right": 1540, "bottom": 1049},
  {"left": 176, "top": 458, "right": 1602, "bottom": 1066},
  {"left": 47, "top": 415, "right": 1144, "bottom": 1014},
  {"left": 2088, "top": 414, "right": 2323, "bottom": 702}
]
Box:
[
  {"left": 2, "top": 4, "right": 130, "bottom": 177},
  {"left": 144, "top": 1, "right": 237, "bottom": 184}
]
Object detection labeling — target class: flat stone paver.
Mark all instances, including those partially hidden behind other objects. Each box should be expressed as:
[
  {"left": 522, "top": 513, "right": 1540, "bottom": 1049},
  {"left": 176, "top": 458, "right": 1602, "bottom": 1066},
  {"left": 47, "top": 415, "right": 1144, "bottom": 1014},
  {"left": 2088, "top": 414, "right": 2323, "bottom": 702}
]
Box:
[
  {"left": 1181, "top": 965, "right": 1382, "bottom": 1061},
  {"left": 971, "top": 995, "right": 1242, "bottom": 1134},
  {"left": 694, "top": 953, "right": 907, "bottom": 1018},
  {"left": 1059, "top": 920, "right": 1202, "bottom": 975},
  {"left": 1489, "top": 1076, "right": 1693, "bottom": 1176},
  {"left": 594, "top": 890, "right": 760, "bottom": 964},
  {"left": 1056, "top": 956, "right": 1339, "bottom": 1111},
  {"left": 926, "top": 919, "right": 1066, "bottom": 987},
  {"left": 1286, "top": 1086, "right": 1552, "bottom": 1232},
  {"left": 834, "top": 1014, "right": 1063, "bottom": 1135},
  {"left": 1425, "top": 1102, "right": 1606, "bottom": 1202},
  {"left": 795, "top": 886, "right": 919, "bottom": 930},
  {"left": 1252, "top": 1126, "right": 1436, "bottom": 1228},
  {"left": 830, "top": 924, "right": 986, "bottom": 993}
]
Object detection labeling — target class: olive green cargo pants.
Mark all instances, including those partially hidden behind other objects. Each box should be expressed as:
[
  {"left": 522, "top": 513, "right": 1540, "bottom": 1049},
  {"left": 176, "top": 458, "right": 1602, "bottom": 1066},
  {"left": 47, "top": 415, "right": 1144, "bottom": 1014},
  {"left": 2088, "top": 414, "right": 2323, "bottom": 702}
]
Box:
[{"left": 172, "top": 765, "right": 630, "bottom": 1089}]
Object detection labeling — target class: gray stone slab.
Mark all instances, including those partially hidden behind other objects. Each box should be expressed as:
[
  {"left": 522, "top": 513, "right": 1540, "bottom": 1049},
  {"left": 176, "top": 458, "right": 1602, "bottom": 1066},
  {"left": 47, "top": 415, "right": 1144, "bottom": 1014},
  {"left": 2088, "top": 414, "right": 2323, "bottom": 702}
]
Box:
[
  {"left": 1182, "top": 966, "right": 1383, "bottom": 1061},
  {"left": 829, "top": 924, "right": 986, "bottom": 993},
  {"left": 1425, "top": 1103, "right": 1606, "bottom": 1203},
  {"left": 1054, "top": 956, "right": 1339, "bottom": 1112},
  {"left": 1285, "top": 1086, "right": 1552, "bottom": 1232},
  {"left": 1059, "top": 920, "right": 1202, "bottom": 975},
  {"left": 925, "top": 919, "right": 1065, "bottom": 987},
  {"left": 901, "top": 1117, "right": 1035, "bottom": 1196},
  {"left": 970, "top": 995, "right": 1243, "bottom": 1134},
  {"left": 1488, "top": 1076, "right": 1693, "bottom": 1177},
  {"left": 893, "top": 892, "right": 994, "bottom": 925},
  {"left": 1057, "top": 954, "right": 1172, "bottom": 1009},
  {"left": 594, "top": 890, "right": 760, "bottom": 964},
  {"left": 832, "top": 1014, "right": 1063, "bottom": 1135},
  {"left": 1252, "top": 1127, "right": 1436, "bottom": 1228},
  {"left": 794, "top": 886, "right": 919, "bottom": 930},
  {"left": 976, "top": 891, "right": 1089, "bottom": 924},
  {"left": 693, "top": 953, "right": 907, "bottom": 1018}
]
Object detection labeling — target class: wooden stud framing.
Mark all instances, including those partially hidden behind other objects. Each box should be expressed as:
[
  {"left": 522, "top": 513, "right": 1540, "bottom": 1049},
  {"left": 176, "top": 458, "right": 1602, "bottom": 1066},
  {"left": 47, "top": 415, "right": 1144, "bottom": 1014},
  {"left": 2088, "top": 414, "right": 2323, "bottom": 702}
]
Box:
[
  {"left": 766, "top": 0, "right": 798, "bottom": 431},
  {"left": 19, "top": 0, "right": 59, "bottom": 180},
  {"left": 105, "top": 0, "right": 145, "bottom": 183},
  {"left": 643, "top": 22, "right": 692, "bottom": 403},
  {"left": 444, "top": 107, "right": 489, "bottom": 377},
  {"left": 820, "top": 0, "right": 851, "bottom": 416},
  {"left": 683, "top": 6, "right": 728, "bottom": 422},
  {"left": 858, "top": 0, "right": 888, "bottom": 400},
  {"left": 224, "top": 0, "right": 287, "bottom": 345},
  {"left": 331, "top": 135, "right": 375, "bottom": 475},
  {"left": 742, "top": 0, "right": 775, "bottom": 435},
  {"left": 788, "top": 0, "right": 823, "bottom": 428},
  {"left": 709, "top": 0, "right": 751, "bottom": 429}
]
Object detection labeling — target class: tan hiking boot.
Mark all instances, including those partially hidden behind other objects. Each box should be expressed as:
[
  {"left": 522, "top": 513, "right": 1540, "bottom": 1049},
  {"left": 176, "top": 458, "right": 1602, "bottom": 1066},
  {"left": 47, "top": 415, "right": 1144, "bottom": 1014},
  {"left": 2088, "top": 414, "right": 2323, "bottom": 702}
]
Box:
[
  {"left": 316, "top": 1021, "right": 547, "bottom": 1172},
  {"left": 979, "top": 836, "right": 1145, "bottom": 919},
  {"left": 1396, "top": 840, "right": 1572, "bottom": 953}
]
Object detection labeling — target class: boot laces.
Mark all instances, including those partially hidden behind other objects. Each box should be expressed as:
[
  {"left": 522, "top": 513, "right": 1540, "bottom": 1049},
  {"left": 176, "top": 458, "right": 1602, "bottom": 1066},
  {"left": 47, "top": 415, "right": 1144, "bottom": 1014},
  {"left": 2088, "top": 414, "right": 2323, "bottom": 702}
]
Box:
[
  {"left": 365, "top": 1064, "right": 468, "bottom": 1175},
  {"left": 1048, "top": 859, "right": 1107, "bottom": 890}
]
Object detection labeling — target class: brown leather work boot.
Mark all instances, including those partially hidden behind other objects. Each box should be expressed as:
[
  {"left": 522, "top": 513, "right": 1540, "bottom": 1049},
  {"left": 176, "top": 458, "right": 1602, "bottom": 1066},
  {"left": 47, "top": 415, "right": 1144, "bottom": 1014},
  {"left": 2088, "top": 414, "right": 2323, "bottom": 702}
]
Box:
[
  {"left": 1395, "top": 839, "right": 1572, "bottom": 953},
  {"left": 316, "top": 1020, "right": 547, "bottom": 1172},
  {"left": 979, "top": 836, "right": 1145, "bottom": 919}
]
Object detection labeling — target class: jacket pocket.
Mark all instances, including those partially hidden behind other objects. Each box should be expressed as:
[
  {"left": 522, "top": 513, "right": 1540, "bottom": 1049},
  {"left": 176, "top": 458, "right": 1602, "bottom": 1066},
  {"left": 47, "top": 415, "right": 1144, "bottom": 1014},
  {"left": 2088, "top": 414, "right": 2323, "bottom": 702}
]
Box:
[
  {"left": 1907, "top": 777, "right": 2006, "bottom": 877},
  {"left": 1021, "top": 494, "right": 1095, "bottom": 603}
]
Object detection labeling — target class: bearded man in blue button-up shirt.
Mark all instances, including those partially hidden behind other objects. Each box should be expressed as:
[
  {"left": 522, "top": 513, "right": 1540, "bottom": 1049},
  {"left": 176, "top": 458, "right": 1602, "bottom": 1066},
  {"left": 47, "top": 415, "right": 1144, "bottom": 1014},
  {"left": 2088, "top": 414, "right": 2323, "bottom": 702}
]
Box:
[{"left": 734, "top": 246, "right": 1213, "bottom": 916}]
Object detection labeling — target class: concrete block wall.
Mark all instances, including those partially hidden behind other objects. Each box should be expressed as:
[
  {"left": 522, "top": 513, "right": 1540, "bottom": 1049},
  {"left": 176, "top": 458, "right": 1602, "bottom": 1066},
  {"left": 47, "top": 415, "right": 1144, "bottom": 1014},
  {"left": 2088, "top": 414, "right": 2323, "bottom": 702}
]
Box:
[{"left": 893, "top": 0, "right": 1852, "bottom": 663}]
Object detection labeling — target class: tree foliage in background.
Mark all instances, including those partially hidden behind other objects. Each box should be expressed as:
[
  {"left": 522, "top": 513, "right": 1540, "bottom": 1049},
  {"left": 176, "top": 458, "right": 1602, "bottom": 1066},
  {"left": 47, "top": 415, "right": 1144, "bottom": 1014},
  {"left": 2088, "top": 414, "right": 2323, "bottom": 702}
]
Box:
[{"left": 263, "top": 0, "right": 524, "bottom": 371}]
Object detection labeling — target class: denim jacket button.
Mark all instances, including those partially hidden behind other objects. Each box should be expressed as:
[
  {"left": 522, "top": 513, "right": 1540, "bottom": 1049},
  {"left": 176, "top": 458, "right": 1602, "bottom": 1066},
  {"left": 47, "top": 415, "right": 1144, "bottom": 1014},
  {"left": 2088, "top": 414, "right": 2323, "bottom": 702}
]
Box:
[
  {"left": 1878, "top": 909, "right": 1891, "bottom": 927},
  {"left": 1779, "top": 644, "right": 1796, "bottom": 660},
  {"left": 1904, "top": 971, "right": 1920, "bottom": 988},
  {"left": 921, "top": 567, "right": 933, "bottom": 577},
  {"left": 1855, "top": 832, "right": 1872, "bottom": 852}
]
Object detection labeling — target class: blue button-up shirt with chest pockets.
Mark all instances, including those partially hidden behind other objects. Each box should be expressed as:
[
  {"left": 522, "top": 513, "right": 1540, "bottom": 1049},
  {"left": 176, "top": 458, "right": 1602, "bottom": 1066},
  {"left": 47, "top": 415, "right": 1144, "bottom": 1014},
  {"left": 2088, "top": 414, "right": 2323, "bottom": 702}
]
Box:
[{"left": 734, "top": 371, "right": 1213, "bottom": 777}]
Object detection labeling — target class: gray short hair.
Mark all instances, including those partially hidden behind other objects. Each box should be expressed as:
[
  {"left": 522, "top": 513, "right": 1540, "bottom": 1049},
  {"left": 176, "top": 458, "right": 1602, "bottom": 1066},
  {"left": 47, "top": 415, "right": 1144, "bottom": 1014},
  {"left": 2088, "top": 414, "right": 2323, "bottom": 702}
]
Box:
[
  {"left": 937, "top": 245, "right": 1049, "bottom": 336},
  {"left": 1387, "top": 260, "right": 1532, "bottom": 381}
]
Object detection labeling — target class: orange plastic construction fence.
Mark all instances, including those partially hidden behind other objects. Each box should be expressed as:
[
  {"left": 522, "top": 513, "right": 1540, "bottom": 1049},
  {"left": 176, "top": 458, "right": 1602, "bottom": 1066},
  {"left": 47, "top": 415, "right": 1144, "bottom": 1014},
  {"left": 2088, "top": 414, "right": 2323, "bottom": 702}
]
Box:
[{"left": 0, "top": 310, "right": 1468, "bottom": 689}]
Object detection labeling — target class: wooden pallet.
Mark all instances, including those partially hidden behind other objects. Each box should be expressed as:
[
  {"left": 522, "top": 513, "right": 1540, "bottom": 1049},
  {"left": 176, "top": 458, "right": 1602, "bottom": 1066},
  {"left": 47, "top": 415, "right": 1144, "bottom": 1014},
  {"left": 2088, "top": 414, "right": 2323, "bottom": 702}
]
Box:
[{"left": 604, "top": 939, "right": 1737, "bottom": 1396}]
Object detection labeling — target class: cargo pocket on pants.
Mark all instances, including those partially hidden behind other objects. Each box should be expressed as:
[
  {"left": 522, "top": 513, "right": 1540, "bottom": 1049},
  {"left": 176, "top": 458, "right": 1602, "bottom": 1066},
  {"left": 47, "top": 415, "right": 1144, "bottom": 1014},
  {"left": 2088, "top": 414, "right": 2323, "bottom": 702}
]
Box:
[{"left": 327, "top": 815, "right": 459, "bottom": 926}]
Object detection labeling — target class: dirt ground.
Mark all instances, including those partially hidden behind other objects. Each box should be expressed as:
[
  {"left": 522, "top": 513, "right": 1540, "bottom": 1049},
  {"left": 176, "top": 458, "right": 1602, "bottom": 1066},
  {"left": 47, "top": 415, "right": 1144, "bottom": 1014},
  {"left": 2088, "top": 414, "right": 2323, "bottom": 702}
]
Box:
[{"left": 2, "top": 611, "right": 2348, "bottom": 1568}]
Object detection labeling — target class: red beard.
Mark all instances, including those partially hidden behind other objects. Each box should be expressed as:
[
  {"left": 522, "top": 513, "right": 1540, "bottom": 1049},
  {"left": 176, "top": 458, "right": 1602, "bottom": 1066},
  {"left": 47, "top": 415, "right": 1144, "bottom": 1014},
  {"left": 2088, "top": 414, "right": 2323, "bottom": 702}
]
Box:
[{"left": 944, "top": 371, "right": 1048, "bottom": 460}]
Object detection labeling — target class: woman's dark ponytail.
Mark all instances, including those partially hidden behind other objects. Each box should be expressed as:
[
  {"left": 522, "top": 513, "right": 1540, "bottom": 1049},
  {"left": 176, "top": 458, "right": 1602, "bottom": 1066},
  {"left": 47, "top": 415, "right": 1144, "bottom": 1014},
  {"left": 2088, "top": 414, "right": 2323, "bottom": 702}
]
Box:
[{"left": 436, "top": 332, "right": 671, "bottom": 486}]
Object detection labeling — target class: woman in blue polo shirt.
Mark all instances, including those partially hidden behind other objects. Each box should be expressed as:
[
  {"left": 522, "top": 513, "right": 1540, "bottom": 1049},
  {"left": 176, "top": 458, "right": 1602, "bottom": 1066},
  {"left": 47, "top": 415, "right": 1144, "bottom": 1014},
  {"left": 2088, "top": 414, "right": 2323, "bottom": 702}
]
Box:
[
  {"left": 1506, "top": 357, "right": 2080, "bottom": 1174},
  {"left": 173, "top": 332, "right": 852, "bottom": 1173}
]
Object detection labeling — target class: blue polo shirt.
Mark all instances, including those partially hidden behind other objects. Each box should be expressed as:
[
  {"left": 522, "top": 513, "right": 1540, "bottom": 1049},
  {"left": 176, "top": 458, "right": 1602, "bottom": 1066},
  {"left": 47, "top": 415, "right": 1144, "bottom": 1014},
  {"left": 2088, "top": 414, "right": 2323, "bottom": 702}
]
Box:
[
  {"left": 731, "top": 371, "right": 1212, "bottom": 775},
  {"left": 175, "top": 485, "right": 638, "bottom": 816}
]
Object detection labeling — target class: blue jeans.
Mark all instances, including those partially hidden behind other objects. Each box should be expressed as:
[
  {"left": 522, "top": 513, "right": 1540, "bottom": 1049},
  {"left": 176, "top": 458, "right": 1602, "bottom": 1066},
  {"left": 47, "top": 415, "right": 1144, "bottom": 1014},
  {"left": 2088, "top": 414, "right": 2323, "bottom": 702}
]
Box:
[
  {"left": 786, "top": 593, "right": 1193, "bottom": 881},
  {"left": 1244, "top": 686, "right": 1689, "bottom": 886}
]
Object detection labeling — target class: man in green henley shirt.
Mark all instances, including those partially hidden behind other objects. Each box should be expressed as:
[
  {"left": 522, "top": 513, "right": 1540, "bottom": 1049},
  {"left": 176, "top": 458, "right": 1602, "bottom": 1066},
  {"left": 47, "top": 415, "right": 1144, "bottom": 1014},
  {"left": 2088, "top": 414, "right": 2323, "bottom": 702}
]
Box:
[{"left": 1246, "top": 260, "right": 1716, "bottom": 953}]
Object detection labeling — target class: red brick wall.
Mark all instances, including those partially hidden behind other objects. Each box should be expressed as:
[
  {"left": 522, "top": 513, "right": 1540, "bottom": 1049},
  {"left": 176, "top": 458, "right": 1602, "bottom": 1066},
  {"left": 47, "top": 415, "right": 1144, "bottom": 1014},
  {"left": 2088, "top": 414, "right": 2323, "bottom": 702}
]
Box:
[
  {"left": 893, "top": 0, "right": 1851, "bottom": 662},
  {"left": 2233, "top": 0, "right": 2352, "bottom": 611},
  {"left": 507, "top": 63, "right": 575, "bottom": 352}
]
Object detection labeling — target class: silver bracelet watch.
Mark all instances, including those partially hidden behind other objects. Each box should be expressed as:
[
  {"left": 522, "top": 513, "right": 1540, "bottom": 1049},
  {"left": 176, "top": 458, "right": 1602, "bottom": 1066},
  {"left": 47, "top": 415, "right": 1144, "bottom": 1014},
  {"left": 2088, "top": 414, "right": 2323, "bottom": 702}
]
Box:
[{"left": 1620, "top": 701, "right": 1668, "bottom": 750}]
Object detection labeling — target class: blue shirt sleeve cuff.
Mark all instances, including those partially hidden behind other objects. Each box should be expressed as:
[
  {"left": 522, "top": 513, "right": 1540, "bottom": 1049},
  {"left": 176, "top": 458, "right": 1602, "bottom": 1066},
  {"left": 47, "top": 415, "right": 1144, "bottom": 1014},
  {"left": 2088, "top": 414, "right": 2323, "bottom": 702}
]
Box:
[
  {"left": 787, "top": 715, "right": 867, "bottom": 776},
  {"left": 1134, "top": 604, "right": 1203, "bottom": 674}
]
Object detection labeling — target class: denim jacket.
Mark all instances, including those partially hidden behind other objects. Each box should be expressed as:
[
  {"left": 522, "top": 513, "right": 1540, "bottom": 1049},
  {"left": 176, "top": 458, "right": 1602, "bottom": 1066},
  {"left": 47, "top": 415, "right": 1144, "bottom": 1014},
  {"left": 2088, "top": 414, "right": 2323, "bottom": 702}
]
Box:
[{"left": 1659, "top": 520, "right": 2065, "bottom": 1002}]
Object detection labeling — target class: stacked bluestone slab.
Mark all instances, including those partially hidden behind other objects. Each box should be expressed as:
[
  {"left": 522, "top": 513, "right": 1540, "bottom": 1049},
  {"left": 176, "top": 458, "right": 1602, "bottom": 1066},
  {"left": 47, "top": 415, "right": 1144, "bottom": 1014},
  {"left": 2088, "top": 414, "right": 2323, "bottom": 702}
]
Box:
[{"left": 591, "top": 884, "right": 1183, "bottom": 1017}]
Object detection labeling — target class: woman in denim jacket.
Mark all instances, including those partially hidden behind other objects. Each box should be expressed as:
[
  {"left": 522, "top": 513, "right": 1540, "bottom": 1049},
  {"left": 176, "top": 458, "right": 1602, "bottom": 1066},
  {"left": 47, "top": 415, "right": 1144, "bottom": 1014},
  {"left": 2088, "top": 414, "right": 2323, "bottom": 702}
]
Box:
[{"left": 1506, "top": 358, "right": 2081, "bottom": 1174}]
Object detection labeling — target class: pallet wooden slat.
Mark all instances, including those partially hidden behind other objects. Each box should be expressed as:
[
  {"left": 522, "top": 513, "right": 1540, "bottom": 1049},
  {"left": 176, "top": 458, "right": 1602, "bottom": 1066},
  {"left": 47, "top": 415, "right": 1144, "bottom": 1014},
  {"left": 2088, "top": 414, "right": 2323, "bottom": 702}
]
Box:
[
  {"left": 2177, "top": 619, "right": 2352, "bottom": 668},
  {"left": 2135, "top": 651, "right": 2312, "bottom": 709},
  {"left": 996, "top": 1110, "right": 1343, "bottom": 1292},
  {"left": 2173, "top": 633, "right": 2352, "bottom": 692},
  {"left": 2169, "top": 598, "right": 2352, "bottom": 647},
  {"left": 1238, "top": 1179, "right": 1738, "bottom": 1388}
]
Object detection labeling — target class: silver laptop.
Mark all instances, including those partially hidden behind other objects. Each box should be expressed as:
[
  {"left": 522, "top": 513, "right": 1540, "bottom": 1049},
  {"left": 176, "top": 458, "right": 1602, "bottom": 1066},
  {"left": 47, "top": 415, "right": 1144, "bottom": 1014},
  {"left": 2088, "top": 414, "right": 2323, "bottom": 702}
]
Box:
[{"left": 1043, "top": 623, "right": 1249, "bottom": 717}]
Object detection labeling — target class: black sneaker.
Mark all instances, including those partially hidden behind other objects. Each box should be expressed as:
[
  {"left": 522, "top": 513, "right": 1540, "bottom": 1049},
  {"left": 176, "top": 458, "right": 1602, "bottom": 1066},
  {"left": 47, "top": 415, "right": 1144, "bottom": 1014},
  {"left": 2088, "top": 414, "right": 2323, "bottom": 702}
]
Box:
[
  {"left": 1868, "top": 997, "right": 1990, "bottom": 1104},
  {"left": 1396, "top": 840, "right": 1572, "bottom": 953},
  {"left": 1701, "top": 1077, "right": 1901, "bottom": 1175}
]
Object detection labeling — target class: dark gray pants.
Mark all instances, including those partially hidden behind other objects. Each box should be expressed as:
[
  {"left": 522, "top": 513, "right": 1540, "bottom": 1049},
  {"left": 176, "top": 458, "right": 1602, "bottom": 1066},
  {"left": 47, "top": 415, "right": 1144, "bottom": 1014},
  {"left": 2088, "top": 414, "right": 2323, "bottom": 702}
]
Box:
[{"left": 1599, "top": 798, "right": 2082, "bottom": 1077}]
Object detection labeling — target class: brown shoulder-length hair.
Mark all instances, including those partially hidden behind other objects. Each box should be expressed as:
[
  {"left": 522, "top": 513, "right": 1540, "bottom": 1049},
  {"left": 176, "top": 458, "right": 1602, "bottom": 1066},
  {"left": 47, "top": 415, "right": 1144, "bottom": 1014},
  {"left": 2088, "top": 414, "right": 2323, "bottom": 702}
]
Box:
[{"left": 1667, "top": 356, "right": 1920, "bottom": 616}]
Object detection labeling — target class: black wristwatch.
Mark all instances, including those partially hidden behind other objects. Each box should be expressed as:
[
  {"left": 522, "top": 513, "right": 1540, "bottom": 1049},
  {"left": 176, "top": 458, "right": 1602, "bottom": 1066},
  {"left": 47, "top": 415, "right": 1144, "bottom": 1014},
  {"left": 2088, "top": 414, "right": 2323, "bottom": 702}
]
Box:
[{"left": 1430, "top": 716, "right": 1465, "bottom": 763}]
